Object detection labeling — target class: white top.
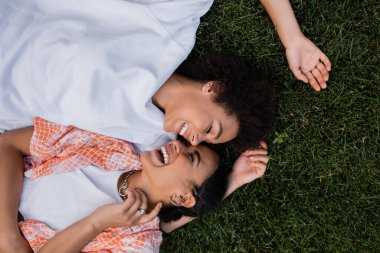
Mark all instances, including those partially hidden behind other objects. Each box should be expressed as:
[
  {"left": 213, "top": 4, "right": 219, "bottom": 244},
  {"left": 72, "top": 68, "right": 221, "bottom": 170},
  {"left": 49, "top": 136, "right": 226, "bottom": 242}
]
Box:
[
  {"left": 19, "top": 165, "right": 125, "bottom": 231},
  {"left": 0, "top": 0, "right": 213, "bottom": 151}
]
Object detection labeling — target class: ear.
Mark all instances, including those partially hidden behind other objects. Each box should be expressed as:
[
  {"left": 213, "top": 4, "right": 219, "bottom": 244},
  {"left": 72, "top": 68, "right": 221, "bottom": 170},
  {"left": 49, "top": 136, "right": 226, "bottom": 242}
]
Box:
[
  {"left": 170, "top": 192, "right": 196, "bottom": 208},
  {"left": 201, "top": 81, "right": 220, "bottom": 94}
]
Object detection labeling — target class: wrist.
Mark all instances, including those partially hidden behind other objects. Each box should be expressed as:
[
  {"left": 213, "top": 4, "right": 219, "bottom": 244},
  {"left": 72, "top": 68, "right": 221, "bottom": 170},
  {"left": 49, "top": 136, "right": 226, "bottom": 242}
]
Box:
[
  {"left": 225, "top": 176, "right": 241, "bottom": 197},
  {"left": 282, "top": 31, "right": 305, "bottom": 49},
  {"left": 87, "top": 213, "right": 106, "bottom": 232}
]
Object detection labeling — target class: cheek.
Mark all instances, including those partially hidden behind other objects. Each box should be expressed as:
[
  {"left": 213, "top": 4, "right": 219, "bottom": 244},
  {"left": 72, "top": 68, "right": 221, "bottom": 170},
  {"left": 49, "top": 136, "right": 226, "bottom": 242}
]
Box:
[
  {"left": 186, "top": 106, "right": 212, "bottom": 130},
  {"left": 155, "top": 170, "right": 188, "bottom": 193},
  {"left": 162, "top": 159, "right": 192, "bottom": 181}
]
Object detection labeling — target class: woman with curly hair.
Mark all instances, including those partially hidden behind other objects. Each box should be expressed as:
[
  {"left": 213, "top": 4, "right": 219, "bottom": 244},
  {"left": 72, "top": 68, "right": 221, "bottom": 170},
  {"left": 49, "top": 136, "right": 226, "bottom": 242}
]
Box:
[{"left": 173, "top": 53, "right": 275, "bottom": 151}]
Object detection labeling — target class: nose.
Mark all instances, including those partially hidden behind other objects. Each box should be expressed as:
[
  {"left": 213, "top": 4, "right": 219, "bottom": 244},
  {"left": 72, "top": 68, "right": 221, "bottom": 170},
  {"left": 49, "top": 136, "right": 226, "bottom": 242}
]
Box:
[
  {"left": 190, "top": 131, "right": 205, "bottom": 146},
  {"left": 169, "top": 140, "right": 185, "bottom": 154},
  {"left": 169, "top": 140, "right": 194, "bottom": 160}
]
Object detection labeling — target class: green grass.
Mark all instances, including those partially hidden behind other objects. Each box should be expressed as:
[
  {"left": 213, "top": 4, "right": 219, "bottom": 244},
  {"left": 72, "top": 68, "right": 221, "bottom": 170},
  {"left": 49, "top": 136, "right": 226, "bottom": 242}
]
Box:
[{"left": 161, "top": 0, "right": 379, "bottom": 252}]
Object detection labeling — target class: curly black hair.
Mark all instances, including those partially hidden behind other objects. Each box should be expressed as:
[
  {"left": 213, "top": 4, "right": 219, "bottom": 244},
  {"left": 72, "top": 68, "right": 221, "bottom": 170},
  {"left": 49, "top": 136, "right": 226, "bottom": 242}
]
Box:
[
  {"left": 158, "top": 163, "right": 229, "bottom": 223},
  {"left": 176, "top": 52, "right": 275, "bottom": 151},
  {"left": 158, "top": 145, "right": 231, "bottom": 223}
]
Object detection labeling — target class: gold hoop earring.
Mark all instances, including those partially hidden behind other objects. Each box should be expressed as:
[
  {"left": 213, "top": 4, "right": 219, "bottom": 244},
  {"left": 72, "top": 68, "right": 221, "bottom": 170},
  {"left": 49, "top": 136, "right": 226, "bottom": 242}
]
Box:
[{"left": 170, "top": 195, "right": 181, "bottom": 207}]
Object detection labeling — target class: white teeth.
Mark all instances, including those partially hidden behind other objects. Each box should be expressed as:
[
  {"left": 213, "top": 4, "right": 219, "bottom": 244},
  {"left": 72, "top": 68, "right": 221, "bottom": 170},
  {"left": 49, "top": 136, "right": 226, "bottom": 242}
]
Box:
[
  {"left": 161, "top": 147, "right": 169, "bottom": 164},
  {"left": 179, "top": 122, "right": 188, "bottom": 136}
]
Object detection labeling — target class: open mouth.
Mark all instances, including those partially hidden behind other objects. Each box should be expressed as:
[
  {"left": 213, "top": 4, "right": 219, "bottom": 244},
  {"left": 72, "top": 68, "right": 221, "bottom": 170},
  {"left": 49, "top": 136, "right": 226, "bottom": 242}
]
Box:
[
  {"left": 154, "top": 146, "right": 169, "bottom": 165},
  {"left": 179, "top": 122, "right": 188, "bottom": 136}
]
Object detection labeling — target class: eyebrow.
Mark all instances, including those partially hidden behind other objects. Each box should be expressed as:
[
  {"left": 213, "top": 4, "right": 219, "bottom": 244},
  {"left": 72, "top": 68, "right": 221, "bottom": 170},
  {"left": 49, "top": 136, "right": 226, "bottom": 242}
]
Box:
[
  {"left": 214, "top": 121, "right": 223, "bottom": 140},
  {"left": 194, "top": 150, "right": 201, "bottom": 168}
]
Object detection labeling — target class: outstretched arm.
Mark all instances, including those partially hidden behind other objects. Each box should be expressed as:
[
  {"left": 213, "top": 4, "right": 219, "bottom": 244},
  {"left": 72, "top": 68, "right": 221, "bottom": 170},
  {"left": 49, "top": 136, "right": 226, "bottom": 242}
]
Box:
[
  {"left": 160, "top": 141, "right": 269, "bottom": 233},
  {"left": 260, "top": 0, "right": 331, "bottom": 91},
  {"left": 0, "top": 127, "right": 34, "bottom": 253}
]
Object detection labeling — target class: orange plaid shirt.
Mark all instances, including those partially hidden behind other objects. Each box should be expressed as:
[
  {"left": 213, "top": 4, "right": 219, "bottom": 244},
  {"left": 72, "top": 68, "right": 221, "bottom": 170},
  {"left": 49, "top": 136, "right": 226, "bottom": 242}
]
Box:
[{"left": 19, "top": 117, "right": 162, "bottom": 252}]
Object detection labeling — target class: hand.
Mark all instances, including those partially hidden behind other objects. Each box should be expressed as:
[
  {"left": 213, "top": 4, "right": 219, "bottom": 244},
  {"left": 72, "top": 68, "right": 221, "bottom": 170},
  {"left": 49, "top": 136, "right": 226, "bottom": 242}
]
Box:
[
  {"left": 0, "top": 232, "right": 33, "bottom": 253},
  {"left": 228, "top": 141, "right": 269, "bottom": 194},
  {"left": 286, "top": 34, "right": 332, "bottom": 91},
  {"left": 91, "top": 189, "right": 161, "bottom": 230}
]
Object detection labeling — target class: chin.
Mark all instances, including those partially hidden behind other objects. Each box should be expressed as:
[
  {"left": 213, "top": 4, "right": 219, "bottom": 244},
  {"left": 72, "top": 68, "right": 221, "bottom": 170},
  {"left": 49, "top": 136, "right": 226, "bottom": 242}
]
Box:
[
  {"left": 162, "top": 122, "right": 171, "bottom": 133},
  {"left": 139, "top": 151, "right": 150, "bottom": 167}
]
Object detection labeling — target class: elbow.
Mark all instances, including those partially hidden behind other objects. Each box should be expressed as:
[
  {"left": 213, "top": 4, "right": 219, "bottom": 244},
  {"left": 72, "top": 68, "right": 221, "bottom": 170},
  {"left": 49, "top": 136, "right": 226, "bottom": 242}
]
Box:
[{"left": 159, "top": 222, "right": 175, "bottom": 234}]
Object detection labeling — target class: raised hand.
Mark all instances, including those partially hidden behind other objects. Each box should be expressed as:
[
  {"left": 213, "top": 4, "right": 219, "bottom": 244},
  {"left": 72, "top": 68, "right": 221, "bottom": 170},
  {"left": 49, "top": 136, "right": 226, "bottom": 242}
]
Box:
[
  {"left": 286, "top": 34, "right": 332, "bottom": 91},
  {"left": 91, "top": 189, "right": 161, "bottom": 230},
  {"left": 226, "top": 141, "right": 269, "bottom": 196}
]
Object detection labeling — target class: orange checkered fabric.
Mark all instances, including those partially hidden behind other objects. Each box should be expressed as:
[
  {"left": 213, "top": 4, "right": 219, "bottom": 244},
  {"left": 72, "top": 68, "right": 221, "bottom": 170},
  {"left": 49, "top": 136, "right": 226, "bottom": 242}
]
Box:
[
  {"left": 24, "top": 117, "right": 142, "bottom": 179},
  {"left": 19, "top": 118, "right": 162, "bottom": 252},
  {"left": 20, "top": 218, "right": 162, "bottom": 253}
]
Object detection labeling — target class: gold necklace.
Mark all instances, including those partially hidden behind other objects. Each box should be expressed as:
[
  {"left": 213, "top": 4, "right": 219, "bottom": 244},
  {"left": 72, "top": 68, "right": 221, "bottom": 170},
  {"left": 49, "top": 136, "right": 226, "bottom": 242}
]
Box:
[{"left": 118, "top": 170, "right": 138, "bottom": 200}]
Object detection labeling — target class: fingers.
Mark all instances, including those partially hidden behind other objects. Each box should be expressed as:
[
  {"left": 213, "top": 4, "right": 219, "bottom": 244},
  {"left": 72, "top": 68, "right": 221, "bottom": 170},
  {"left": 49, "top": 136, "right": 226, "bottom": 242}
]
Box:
[
  {"left": 304, "top": 71, "right": 321, "bottom": 91},
  {"left": 250, "top": 161, "right": 267, "bottom": 178},
  {"left": 139, "top": 202, "right": 162, "bottom": 225},
  {"left": 259, "top": 141, "right": 268, "bottom": 150},
  {"left": 304, "top": 61, "right": 330, "bottom": 91},
  {"left": 316, "top": 61, "right": 329, "bottom": 82},
  {"left": 127, "top": 189, "right": 147, "bottom": 216},
  {"left": 241, "top": 141, "right": 268, "bottom": 156},
  {"left": 290, "top": 65, "right": 308, "bottom": 83},
  {"left": 311, "top": 67, "right": 326, "bottom": 89},
  {"left": 298, "top": 50, "right": 331, "bottom": 91},
  {"left": 126, "top": 189, "right": 146, "bottom": 222},
  {"left": 121, "top": 189, "right": 136, "bottom": 209},
  {"left": 242, "top": 149, "right": 268, "bottom": 157},
  {"left": 129, "top": 189, "right": 161, "bottom": 226},
  {"left": 136, "top": 189, "right": 149, "bottom": 211},
  {"left": 320, "top": 53, "right": 332, "bottom": 71},
  {"left": 249, "top": 154, "right": 269, "bottom": 164}
]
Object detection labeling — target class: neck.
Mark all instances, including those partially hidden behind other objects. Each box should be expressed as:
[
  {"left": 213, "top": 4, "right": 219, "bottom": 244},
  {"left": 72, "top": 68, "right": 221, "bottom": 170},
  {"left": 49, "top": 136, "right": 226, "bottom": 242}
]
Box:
[
  {"left": 152, "top": 73, "right": 201, "bottom": 112},
  {"left": 118, "top": 170, "right": 158, "bottom": 209},
  {"left": 151, "top": 74, "right": 177, "bottom": 112}
]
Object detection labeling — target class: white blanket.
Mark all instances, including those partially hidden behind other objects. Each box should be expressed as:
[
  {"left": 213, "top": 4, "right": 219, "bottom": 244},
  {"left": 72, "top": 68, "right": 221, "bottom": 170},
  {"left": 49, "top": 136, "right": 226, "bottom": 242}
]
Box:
[{"left": 0, "top": 0, "right": 212, "bottom": 150}]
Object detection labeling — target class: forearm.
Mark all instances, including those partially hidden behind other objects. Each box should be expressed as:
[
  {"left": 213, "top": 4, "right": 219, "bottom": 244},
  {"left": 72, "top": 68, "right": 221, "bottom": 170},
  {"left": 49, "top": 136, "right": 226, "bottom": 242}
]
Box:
[
  {"left": 224, "top": 179, "right": 240, "bottom": 198},
  {"left": 0, "top": 147, "right": 24, "bottom": 235},
  {"left": 260, "top": 0, "right": 303, "bottom": 48},
  {"left": 0, "top": 129, "right": 32, "bottom": 236},
  {"left": 160, "top": 216, "right": 196, "bottom": 234},
  {"left": 38, "top": 215, "right": 102, "bottom": 253}
]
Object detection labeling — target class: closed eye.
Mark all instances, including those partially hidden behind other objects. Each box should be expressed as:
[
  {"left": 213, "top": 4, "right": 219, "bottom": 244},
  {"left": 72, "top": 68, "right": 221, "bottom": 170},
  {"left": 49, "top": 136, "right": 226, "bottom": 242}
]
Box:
[
  {"left": 189, "top": 152, "right": 200, "bottom": 167},
  {"left": 189, "top": 153, "right": 194, "bottom": 163}
]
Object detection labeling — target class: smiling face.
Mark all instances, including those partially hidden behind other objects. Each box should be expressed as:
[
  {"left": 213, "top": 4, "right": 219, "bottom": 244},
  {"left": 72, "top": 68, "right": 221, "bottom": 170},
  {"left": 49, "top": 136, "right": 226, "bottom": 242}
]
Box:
[
  {"left": 162, "top": 81, "right": 239, "bottom": 146},
  {"left": 140, "top": 140, "right": 219, "bottom": 207}
]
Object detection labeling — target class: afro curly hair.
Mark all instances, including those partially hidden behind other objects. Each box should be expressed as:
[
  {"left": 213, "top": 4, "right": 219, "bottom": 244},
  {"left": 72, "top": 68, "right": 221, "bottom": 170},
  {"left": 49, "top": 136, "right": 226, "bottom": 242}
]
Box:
[{"left": 175, "top": 52, "right": 275, "bottom": 152}]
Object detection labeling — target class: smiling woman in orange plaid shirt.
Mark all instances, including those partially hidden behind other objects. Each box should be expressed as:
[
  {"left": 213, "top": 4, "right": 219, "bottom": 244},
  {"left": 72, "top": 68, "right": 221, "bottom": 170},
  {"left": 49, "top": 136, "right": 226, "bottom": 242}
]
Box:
[{"left": 0, "top": 118, "right": 269, "bottom": 252}]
